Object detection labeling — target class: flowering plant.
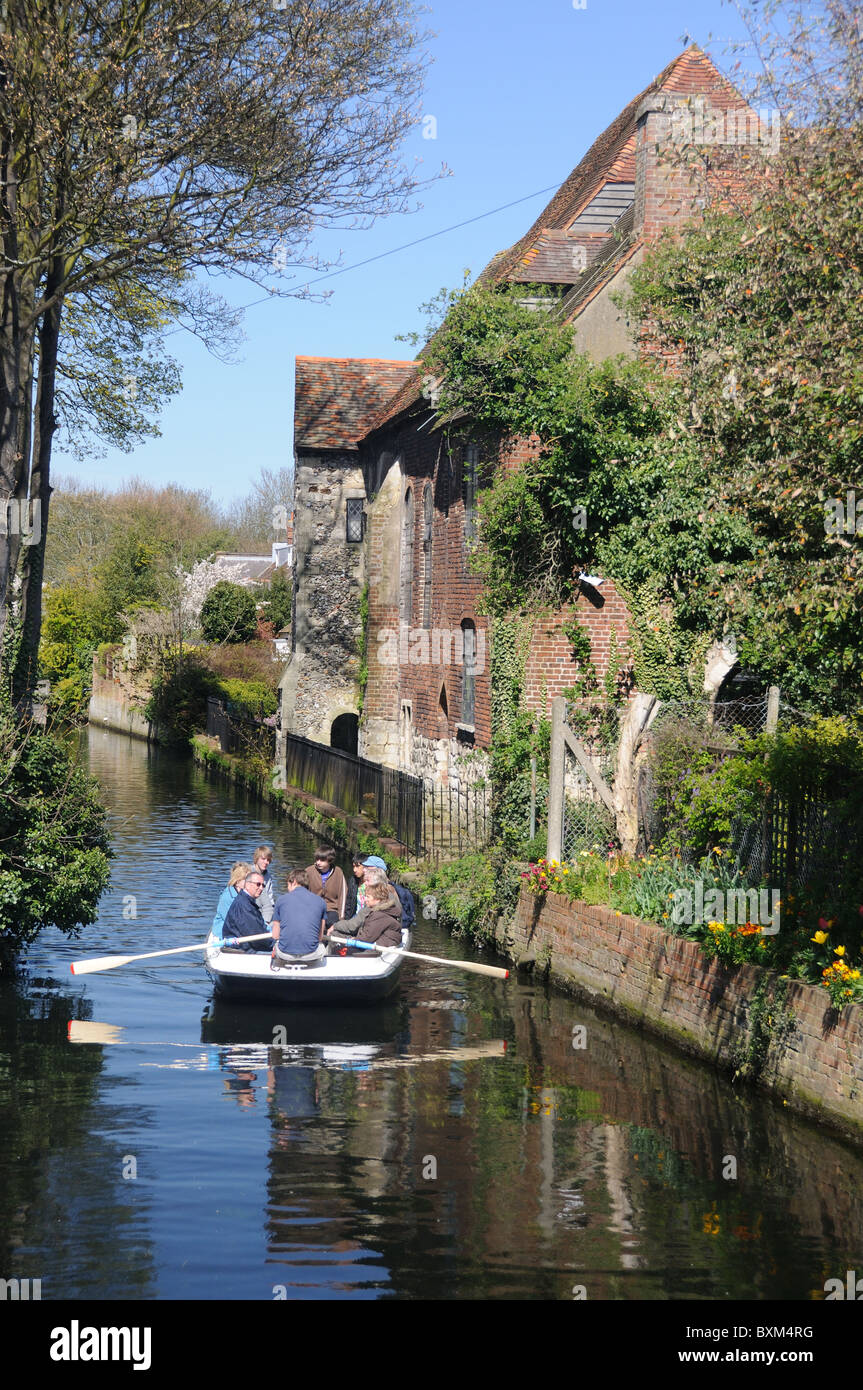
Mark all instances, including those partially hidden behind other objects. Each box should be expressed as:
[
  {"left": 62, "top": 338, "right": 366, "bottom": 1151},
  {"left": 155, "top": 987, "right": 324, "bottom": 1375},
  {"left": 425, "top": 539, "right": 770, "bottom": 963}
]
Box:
[
  {"left": 702, "top": 919, "right": 775, "bottom": 967},
  {"left": 521, "top": 858, "right": 573, "bottom": 896},
  {"left": 821, "top": 947, "right": 863, "bottom": 1010}
]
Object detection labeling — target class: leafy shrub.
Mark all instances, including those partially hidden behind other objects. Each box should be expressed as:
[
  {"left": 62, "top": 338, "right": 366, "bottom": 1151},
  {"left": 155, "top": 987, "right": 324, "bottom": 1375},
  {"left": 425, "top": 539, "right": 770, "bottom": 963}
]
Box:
[
  {"left": 201, "top": 639, "right": 279, "bottom": 687},
  {"left": 144, "top": 652, "right": 221, "bottom": 746},
  {"left": 200, "top": 581, "right": 258, "bottom": 644},
  {"left": 423, "top": 847, "right": 521, "bottom": 946},
  {"left": 261, "top": 569, "right": 292, "bottom": 633},
  {"left": 217, "top": 678, "right": 277, "bottom": 720},
  {"left": 0, "top": 705, "right": 111, "bottom": 956}
]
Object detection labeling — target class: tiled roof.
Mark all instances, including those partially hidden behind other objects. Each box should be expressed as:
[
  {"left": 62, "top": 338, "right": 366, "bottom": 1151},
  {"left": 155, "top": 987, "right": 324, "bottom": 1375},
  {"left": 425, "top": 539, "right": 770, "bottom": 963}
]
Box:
[
  {"left": 481, "top": 44, "right": 744, "bottom": 287},
  {"left": 361, "top": 45, "right": 751, "bottom": 438},
  {"left": 294, "top": 357, "right": 417, "bottom": 450}
]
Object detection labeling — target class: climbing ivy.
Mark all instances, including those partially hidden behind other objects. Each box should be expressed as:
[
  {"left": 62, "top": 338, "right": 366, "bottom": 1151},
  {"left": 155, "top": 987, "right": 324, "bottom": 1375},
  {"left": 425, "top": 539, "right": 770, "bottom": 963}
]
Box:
[{"left": 489, "top": 615, "right": 532, "bottom": 743}]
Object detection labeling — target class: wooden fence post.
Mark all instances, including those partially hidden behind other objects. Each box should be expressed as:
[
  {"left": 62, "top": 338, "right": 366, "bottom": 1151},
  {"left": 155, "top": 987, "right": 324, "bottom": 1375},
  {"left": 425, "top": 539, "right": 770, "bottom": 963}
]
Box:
[{"left": 547, "top": 697, "right": 566, "bottom": 863}]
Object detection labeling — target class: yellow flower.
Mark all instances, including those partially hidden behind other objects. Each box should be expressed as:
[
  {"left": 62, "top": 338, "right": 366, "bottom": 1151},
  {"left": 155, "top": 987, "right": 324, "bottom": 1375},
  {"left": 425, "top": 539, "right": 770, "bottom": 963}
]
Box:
[
  {"left": 834, "top": 945, "right": 846, "bottom": 957},
  {"left": 852, "top": 971, "right": 861, "bottom": 981},
  {"left": 812, "top": 931, "right": 829, "bottom": 945}
]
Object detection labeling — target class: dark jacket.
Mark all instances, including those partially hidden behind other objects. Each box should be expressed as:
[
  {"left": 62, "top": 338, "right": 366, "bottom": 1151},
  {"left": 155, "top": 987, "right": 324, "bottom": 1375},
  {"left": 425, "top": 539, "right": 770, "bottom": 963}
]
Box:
[
  {"left": 393, "top": 883, "right": 415, "bottom": 930},
  {"left": 345, "top": 874, "right": 362, "bottom": 920},
  {"left": 357, "top": 894, "right": 403, "bottom": 950},
  {"left": 223, "top": 890, "right": 272, "bottom": 951}
]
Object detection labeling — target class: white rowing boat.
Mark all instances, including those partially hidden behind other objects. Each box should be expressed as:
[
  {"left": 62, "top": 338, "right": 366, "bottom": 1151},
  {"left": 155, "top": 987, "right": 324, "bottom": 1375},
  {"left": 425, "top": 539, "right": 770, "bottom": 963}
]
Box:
[{"left": 203, "top": 929, "right": 412, "bottom": 1005}]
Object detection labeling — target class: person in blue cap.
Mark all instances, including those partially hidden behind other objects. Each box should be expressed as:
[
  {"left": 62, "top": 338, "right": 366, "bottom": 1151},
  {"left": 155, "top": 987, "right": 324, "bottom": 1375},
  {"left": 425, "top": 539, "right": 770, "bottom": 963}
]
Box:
[{"left": 362, "top": 856, "right": 415, "bottom": 932}]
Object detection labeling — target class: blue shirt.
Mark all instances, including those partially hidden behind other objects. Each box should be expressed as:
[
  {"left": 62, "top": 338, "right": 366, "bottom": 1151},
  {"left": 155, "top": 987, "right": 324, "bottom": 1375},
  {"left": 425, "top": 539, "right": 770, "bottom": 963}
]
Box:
[
  {"left": 272, "top": 886, "right": 326, "bottom": 956},
  {"left": 213, "top": 884, "right": 238, "bottom": 941}
]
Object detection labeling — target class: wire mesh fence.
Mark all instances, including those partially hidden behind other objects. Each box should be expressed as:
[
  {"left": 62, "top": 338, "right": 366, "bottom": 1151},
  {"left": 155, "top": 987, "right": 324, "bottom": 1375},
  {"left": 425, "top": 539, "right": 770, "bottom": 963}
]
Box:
[{"left": 560, "top": 701, "right": 619, "bottom": 858}]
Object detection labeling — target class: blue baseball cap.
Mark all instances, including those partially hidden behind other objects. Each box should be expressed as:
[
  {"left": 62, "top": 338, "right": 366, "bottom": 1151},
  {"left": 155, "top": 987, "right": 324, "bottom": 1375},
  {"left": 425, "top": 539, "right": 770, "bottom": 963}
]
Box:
[{"left": 362, "top": 855, "right": 387, "bottom": 870}]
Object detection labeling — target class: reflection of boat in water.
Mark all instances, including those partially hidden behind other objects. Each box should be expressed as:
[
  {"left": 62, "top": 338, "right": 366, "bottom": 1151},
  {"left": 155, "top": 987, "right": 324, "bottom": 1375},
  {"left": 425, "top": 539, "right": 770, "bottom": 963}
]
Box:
[
  {"left": 201, "top": 998, "right": 405, "bottom": 1050},
  {"left": 203, "top": 929, "right": 412, "bottom": 1005}
]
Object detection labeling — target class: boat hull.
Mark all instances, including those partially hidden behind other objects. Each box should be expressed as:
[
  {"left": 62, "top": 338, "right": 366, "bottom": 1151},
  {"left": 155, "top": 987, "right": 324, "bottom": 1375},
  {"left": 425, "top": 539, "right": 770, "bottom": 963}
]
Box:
[{"left": 204, "top": 933, "right": 409, "bottom": 1006}]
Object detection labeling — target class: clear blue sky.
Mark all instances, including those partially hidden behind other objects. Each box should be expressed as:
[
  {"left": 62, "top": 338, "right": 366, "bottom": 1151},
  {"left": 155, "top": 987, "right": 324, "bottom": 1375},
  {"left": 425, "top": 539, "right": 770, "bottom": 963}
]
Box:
[{"left": 57, "top": 0, "right": 757, "bottom": 506}]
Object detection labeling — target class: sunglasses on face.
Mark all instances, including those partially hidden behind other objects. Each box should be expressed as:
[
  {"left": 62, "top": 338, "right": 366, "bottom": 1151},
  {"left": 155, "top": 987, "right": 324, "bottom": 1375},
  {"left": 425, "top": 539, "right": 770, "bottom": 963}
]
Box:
[{"left": 246, "top": 879, "right": 265, "bottom": 889}]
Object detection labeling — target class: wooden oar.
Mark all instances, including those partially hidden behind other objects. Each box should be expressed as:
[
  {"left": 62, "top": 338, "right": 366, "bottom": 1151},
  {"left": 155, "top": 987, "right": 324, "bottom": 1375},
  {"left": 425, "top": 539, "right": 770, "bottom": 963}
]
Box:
[
  {"left": 329, "top": 936, "right": 508, "bottom": 980},
  {"left": 70, "top": 933, "right": 274, "bottom": 976}
]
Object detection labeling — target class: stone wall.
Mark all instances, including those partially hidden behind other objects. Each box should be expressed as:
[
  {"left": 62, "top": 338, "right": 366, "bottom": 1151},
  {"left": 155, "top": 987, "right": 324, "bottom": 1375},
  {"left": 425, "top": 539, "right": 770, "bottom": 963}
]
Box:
[
  {"left": 504, "top": 889, "right": 863, "bottom": 1142},
  {"left": 88, "top": 671, "right": 153, "bottom": 741},
  {"left": 281, "top": 450, "right": 364, "bottom": 745}
]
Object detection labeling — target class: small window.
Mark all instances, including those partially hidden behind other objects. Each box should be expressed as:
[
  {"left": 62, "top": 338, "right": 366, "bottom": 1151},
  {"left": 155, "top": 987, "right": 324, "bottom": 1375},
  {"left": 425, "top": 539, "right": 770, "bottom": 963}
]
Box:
[
  {"left": 461, "top": 621, "right": 476, "bottom": 727},
  {"left": 346, "top": 498, "right": 364, "bottom": 544}
]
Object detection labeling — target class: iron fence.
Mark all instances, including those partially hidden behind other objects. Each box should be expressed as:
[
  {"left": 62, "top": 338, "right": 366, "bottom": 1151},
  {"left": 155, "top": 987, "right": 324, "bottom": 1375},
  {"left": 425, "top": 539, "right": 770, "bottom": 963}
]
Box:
[{"left": 421, "top": 778, "right": 490, "bottom": 860}]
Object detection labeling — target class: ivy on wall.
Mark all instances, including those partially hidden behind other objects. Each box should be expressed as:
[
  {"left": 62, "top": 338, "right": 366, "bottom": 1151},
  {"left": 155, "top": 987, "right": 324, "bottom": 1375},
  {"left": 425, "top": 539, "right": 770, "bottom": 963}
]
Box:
[{"left": 490, "top": 615, "right": 533, "bottom": 743}]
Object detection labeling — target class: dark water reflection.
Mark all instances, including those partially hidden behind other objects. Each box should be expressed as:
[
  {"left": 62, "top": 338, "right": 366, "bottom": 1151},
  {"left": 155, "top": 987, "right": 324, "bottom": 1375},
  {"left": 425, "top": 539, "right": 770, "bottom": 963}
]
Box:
[{"left": 1, "top": 726, "right": 862, "bottom": 1300}]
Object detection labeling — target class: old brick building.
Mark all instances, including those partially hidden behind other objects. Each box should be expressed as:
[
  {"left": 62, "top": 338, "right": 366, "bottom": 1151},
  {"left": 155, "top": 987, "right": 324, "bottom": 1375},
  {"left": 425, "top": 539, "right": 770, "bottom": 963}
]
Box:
[{"left": 287, "top": 45, "right": 769, "bottom": 782}]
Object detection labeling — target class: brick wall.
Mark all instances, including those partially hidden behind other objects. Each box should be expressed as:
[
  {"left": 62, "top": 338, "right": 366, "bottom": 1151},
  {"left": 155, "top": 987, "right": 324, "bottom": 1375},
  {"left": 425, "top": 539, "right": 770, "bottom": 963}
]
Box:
[
  {"left": 504, "top": 889, "right": 863, "bottom": 1142},
  {"left": 361, "top": 421, "right": 490, "bottom": 774}
]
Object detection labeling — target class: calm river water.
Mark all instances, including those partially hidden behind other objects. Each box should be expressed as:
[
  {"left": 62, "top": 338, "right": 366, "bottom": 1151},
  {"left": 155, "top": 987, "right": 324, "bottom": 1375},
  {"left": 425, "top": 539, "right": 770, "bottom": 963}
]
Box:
[{"left": 2, "top": 726, "right": 862, "bottom": 1302}]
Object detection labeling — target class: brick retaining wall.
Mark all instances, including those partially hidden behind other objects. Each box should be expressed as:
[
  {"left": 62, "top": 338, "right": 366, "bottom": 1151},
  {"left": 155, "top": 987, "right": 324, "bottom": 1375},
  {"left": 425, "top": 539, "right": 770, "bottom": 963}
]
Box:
[{"left": 504, "top": 890, "right": 863, "bottom": 1143}]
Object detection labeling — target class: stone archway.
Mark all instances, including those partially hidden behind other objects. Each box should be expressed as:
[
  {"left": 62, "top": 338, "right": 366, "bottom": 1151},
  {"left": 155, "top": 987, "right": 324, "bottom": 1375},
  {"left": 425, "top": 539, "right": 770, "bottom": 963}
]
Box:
[{"left": 330, "top": 712, "right": 359, "bottom": 755}]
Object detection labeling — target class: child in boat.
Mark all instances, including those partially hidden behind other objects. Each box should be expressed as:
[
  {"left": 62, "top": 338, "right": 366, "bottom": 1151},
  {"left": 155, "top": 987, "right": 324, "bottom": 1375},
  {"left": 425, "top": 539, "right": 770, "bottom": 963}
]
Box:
[
  {"left": 305, "top": 846, "right": 347, "bottom": 926},
  {"left": 252, "top": 845, "right": 276, "bottom": 923}
]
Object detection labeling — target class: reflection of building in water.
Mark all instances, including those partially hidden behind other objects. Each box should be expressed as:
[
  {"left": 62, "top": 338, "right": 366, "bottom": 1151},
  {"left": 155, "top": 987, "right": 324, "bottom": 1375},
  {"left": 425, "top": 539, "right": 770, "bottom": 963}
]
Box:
[{"left": 203, "top": 985, "right": 863, "bottom": 1300}]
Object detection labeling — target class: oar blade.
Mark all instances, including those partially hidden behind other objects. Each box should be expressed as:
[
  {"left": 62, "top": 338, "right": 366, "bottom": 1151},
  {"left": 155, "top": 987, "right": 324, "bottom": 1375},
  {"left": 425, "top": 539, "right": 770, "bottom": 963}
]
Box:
[{"left": 70, "top": 955, "right": 131, "bottom": 976}]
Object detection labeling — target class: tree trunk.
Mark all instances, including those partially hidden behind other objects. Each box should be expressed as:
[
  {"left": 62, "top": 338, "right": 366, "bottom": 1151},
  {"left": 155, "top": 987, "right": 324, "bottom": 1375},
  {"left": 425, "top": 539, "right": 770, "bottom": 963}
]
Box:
[
  {"left": 613, "top": 693, "right": 659, "bottom": 855},
  {"left": 12, "top": 274, "right": 62, "bottom": 703}
]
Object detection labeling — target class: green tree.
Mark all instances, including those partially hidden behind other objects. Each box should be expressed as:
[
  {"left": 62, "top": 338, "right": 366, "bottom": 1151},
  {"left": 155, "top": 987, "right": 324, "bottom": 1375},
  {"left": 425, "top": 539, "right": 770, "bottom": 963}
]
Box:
[
  {"left": 1, "top": 0, "right": 433, "bottom": 698},
  {"left": 200, "top": 582, "right": 259, "bottom": 644}
]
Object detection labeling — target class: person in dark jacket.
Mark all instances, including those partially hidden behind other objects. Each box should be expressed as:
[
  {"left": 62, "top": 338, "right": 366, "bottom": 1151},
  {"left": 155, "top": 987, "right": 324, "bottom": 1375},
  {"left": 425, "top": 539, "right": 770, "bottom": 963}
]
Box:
[
  {"left": 344, "top": 855, "right": 366, "bottom": 919},
  {"left": 361, "top": 855, "right": 416, "bottom": 930},
  {"left": 328, "top": 881, "right": 402, "bottom": 950},
  {"left": 222, "top": 870, "right": 274, "bottom": 951}
]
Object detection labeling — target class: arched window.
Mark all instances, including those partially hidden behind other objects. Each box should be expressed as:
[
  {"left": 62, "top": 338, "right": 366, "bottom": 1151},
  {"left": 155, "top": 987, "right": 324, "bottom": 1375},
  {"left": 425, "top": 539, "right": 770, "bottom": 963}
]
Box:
[
  {"left": 461, "top": 620, "right": 476, "bottom": 727},
  {"left": 422, "top": 484, "right": 433, "bottom": 629},
  {"left": 400, "top": 488, "right": 414, "bottom": 626}
]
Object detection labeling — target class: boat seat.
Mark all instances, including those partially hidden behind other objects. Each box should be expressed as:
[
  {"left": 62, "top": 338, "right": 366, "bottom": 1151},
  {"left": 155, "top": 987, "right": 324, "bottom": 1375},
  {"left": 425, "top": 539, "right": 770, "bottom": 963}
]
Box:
[{"left": 271, "top": 943, "right": 327, "bottom": 971}]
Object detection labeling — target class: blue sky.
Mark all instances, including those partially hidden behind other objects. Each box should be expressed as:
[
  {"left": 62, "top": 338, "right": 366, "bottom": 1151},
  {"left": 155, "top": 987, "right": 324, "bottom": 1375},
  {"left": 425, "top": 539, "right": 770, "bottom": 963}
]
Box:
[{"left": 57, "top": 0, "right": 758, "bottom": 506}]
